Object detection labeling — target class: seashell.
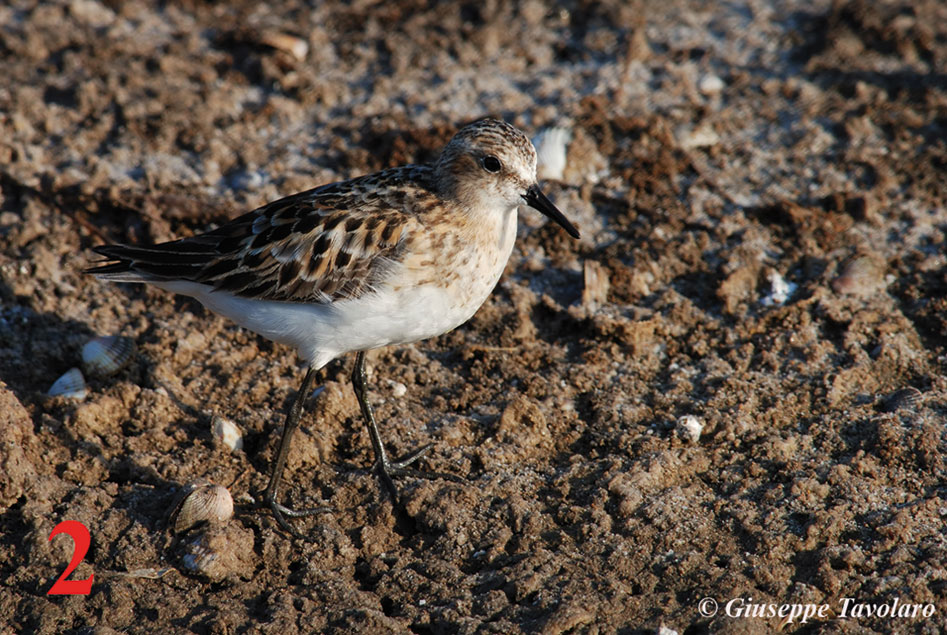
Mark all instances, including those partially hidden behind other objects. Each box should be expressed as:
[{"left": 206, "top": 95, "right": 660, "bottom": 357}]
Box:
[
  {"left": 698, "top": 73, "right": 725, "bottom": 95},
  {"left": 880, "top": 387, "right": 922, "bottom": 413},
  {"left": 181, "top": 535, "right": 220, "bottom": 578},
  {"left": 761, "top": 269, "right": 796, "bottom": 307},
  {"left": 81, "top": 335, "right": 135, "bottom": 378},
  {"left": 171, "top": 483, "right": 234, "bottom": 533},
  {"left": 677, "top": 122, "right": 720, "bottom": 149},
  {"left": 676, "top": 415, "right": 704, "bottom": 443},
  {"left": 832, "top": 254, "right": 886, "bottom": 298},
  {"left": 211, "top": 415, "right": 243, "bottom": 451},
  {"left": 533, "top": 126, "right": 572, "bottom": 181},
  {"left": 260, "top": 31, "right": 309, "bottom": 61},
  {"left": 47, "top": 367, "right": 88, "bottom": 400}
]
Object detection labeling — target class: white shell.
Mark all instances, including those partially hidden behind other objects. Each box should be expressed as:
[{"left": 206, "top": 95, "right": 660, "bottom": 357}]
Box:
[
  {"left": 211, "top": 415, "right": 243, "bottom": 451},
  {"left": 182, "top": 539, "right": 213, "bottom": 570},
  {"left": 677, "top": 415, "right": 704, "bottom": 443},
  {"left": 698, "top": 73, "right": 725, "bottom": 95},
  {"left": 181, "top": 536, "right": 219, "bottom": 577},
  {"left": 81, "top": 335, "right": 135, "bottom": 378},
  {"left": 171, "top": 483, "right": 234, "bottom": 533},
  {"left": 48, "top": 368, "right": 88, "bottom": 400},
  {"left": 761, "top": 269, "right": 796, "bottom": 306},
  {"left": 389, "top": 381, "right": 407, "bottom": 398},
  {"left": 533, "top": 126, "right": 572, "bottom": 181},
  {"left": 260, "top": 31, "right": 309, "bottom": 61},
  {"left": 677, "top": 123, "right": 720, "bottom": 149}
]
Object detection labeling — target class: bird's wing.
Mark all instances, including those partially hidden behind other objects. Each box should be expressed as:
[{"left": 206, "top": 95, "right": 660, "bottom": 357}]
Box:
[{"left": 87, "top": 167, "right": 434, "bottom": 304}]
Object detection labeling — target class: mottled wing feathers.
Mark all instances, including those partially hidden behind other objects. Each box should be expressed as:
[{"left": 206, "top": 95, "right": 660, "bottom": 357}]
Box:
[
  {"left": 89, "top": 166, "right": 434, "bottom": 304},
  {"left": 201, "top": 202, "right": 411, "bottom": 303}
]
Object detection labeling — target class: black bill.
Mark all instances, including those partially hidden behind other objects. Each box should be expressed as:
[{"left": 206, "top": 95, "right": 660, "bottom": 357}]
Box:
[{"left": 522, "top": 185, "right": 580, "bottom": 239}]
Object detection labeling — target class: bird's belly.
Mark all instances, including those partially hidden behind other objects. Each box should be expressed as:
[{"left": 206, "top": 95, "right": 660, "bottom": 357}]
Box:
[
  {"left": 333, "top": 281, "right": 487, "bottom": 348},
  {"left": 156, "top": 207, "right": 517, "bottom": 368},
  {"left": 156, "top": 273, "right": 497, "bottom": 370}
]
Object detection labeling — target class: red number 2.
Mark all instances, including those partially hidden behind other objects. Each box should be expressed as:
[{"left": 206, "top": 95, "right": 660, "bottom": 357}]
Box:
[{"left": 47, "top": 520, "right": 94, "bottom": 595}]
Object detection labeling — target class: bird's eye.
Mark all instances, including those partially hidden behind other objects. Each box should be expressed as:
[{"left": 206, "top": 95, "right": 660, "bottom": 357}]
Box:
[{"left": 482, "top": 156, "right": 502, "bottom": 173}]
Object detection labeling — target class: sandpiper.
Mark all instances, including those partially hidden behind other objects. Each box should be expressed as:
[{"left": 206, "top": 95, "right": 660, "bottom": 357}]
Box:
[{"left": 87, "top": 118, "right": 580, "bottom": 533}]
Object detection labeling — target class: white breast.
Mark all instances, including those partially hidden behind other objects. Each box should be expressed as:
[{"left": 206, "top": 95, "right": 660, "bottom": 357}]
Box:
[{"left": 153, "top": 205, "right": 520, "bottom": 369}]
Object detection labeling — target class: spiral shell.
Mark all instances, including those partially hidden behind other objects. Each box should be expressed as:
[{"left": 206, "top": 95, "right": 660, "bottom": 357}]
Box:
[
  {"left": 81, "top": 335, "right": 135, "bottom": 378},
  {"left": 47, "top": 367, "right": 88, "bottom": 400},
  {"left": 171, "top": 483, "right": 234, "bottom": 533}
]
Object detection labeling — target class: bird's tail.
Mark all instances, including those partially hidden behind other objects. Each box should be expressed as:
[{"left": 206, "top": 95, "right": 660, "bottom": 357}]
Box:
[{"left": 85, "top": 241, "right": 217, "bottom": 282}]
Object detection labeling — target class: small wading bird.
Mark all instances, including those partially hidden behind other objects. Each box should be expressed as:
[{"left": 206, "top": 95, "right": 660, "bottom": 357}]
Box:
[{"left": 87, "top": 119, "right": 580, "bottom": 533}]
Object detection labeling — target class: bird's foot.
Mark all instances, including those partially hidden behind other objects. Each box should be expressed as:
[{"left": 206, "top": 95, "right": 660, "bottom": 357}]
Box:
[
  {"left": 264, "top": 495, "right": 332, "bottom": 539},
  {"left": 375, "top": 444, "right": 465, "bottom": 502}
]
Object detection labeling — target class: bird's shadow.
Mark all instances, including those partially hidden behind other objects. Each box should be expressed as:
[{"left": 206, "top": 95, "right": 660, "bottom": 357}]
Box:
[{"left": 0, "top": 274, "right": 212, "bottom": 535}]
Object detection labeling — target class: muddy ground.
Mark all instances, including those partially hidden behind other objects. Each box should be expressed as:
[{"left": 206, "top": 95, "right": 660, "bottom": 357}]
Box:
[{"left": 2, "top": 0, "right": 947, "bottom": 633}]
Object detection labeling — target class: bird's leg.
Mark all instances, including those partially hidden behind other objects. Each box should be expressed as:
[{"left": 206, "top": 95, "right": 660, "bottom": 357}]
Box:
[
  {"left": 262, "top": 367, "right": 330, "bottom": 535},
  {"left": 351, "top": 351, "right": 462, "bottom": 502},
  {"left": 351, "top": 351, "right": 428, "bottom": 500}
]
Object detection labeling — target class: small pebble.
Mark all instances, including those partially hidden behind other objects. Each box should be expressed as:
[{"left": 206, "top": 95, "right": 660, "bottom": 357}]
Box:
[
  {"left": 225, "top": 169, "right": 268, "bottom": 192},
  {"left": 211, "top": 415, "right": 243, "bottom": 451},
  {"left": 390, "top": 381, "right": 407, "bottom": 398},
  {"left": 676, "top": 415, "right": 704, "bottom": 443}
]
